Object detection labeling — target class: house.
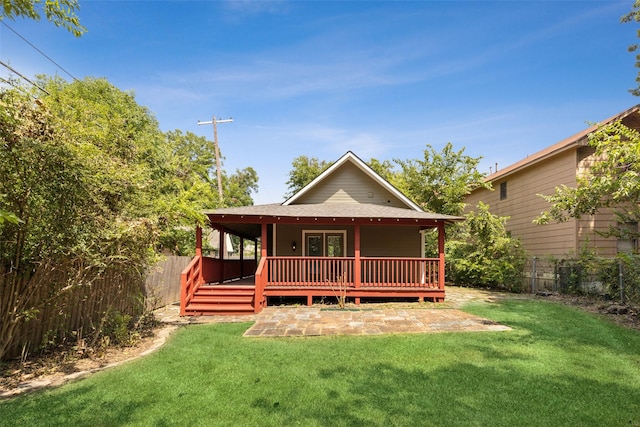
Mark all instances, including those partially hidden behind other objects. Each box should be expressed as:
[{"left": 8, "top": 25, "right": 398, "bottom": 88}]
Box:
[
  {"left": 464, "top": 104, "right": 640, "bottom": 260},
  {"left": 180, "top": 151, "right": 462, "bottom": 315}
]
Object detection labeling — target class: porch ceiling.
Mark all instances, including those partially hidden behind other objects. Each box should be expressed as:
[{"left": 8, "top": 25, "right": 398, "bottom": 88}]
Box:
[{"left": 205, "top": 203, "right": 463, "bottom": 239}]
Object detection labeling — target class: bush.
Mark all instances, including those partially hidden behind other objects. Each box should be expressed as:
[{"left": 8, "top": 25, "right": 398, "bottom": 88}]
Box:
[
  {"left": 447, "top": 203, "right": 527, "bottom": 291},
  {"left": 598, "top": 254, "right": 640, "bottom": 304}
]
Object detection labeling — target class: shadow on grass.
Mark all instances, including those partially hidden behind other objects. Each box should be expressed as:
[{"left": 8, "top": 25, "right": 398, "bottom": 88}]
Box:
[
  {"left": 306, "top": 361, "right": 640, "bottom": 427},
  {"left": 1, "top": 302, "right": 639, "bottom": 426}
]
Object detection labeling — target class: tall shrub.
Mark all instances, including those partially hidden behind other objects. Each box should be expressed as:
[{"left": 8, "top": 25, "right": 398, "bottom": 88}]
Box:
[{"left": 447, "top": 203, "right": 527, "bottom": 291}]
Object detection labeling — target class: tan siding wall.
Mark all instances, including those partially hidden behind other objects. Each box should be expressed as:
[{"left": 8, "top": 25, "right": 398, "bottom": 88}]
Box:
[
  {"left": 577, "top": 211, "right": 618, "bottom": 257},
  {"left": 275, "top": 224, "right": 421, "bottom": 258},
  {"left": 295, "top": 162, "right": 406, "bottom": 207},
  {"left": 466, "top": 149, "right": 579, "bottom": 258},
  {"left": 466, "top": 147, "right": 623, "bottom": 258},
  {"left": 360, "top": 226, "right": 422, "bottom": 257},
  {"left": 275, "top": 224, "right": 355, "bottom": 256}
]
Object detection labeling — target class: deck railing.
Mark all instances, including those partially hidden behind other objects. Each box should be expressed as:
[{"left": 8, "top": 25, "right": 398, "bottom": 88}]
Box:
[
  {"left": 180, "top": 255, "right": 203, "bottom": 316},
  {"left": 361, "top": 257, "right": 439, "bottom": 288},
  {"left": 265, "top": 257, "right": 439, "bottom": 289},
  {"left": 268, "top": 257, "right": 354, "bottom": 287}
]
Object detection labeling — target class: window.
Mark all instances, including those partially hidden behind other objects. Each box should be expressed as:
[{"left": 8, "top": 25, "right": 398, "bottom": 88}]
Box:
[
  {"left": 500, "top": 182, "right": 507, "bottom": 200},
  {"left": 303, "top": 230, "right": 346, "bottom": 257},
  {"left": 617, "top": 222, "right": 638, "bottom": 254}
]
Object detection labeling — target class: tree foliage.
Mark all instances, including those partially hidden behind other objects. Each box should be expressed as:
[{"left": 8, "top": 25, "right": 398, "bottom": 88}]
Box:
[
  {"left": 394, "top": 143, "right": 491, "bottom": 216},
  {"left": 447, "top": 203, "right": 527, "bottom": 290},
  {"left": 0, "top": 76, "right": 258, "bottom": 359},
  {"left": 536, "top": 120, "right": 640, "bottom": 239},
  {"left": 622, "top": 1, "right": 640, "bottom": 96},
  {"left": 1, "top": 0, "right": 86, "bottom": 37},
  {"left": 284, "top": 156, "right": 333, "bottom": 199}
]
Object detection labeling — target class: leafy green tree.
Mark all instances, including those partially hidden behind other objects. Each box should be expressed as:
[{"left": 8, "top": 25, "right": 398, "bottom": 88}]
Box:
[
  {"left": 367, "top": 158, "right": 397, "bottom": 183},
  {"left": 536, "top": 120, "right": 640, "bottom": 240},
  {"left": 1, "top": 0, "right": 86, "bottom": 36},
  {"left": 224, "top": 167, "right": 259, "bottom": 207},
  {"left": 0, "top": 76, "right": 259, "bottom": 358},
  {"left": 394, "top": 143, "right": 491, "bottom": 216},
  {"left": 284, "top": 156, "right": 333, "bottom": 199},
  {"left": 447, "top": 202, "right": 527, "bottom": 290},
  {"left": 622, "top": 1, "right": 640, "bottom": 96}
]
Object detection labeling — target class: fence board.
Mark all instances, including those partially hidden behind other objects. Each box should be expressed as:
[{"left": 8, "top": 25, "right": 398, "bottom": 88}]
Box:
[{"left": 145, "top": 256, "right": 192, "bottom": 309}]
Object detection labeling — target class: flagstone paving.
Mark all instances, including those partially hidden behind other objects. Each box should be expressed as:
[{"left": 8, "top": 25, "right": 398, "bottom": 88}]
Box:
[
  {"left": 155, "top": 286, "right": 513, "bottom": 336},
  {"left": 242, "top": 306, "right": 510, "bottom": 337}
]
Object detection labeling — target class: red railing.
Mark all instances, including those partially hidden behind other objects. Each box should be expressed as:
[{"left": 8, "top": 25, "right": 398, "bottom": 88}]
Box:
[
  {"left": 254, "top": 257, "right": 268, "bottom": 313},
  {"left": 264, "top": 257, "right": 438, "bottom": 289},
  {"left": 361, "top": 257, "right": 439, "bottom": 288},
  {"left": 267, "top": 257, "right": 354, "bottom": 287},
  {"left": 180, "top": 255, "right": 203, "bottom": 316}
]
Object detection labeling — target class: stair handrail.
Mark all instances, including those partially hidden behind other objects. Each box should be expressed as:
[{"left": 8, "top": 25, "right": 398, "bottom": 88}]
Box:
[
  {"left": 180, "top": 255, "right": 204, "bottom": 316},
  {"left": 254, "top": 257, "right": 268, "bottom": 313}
]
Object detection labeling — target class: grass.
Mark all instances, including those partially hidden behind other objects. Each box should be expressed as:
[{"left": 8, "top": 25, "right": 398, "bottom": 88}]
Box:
[{"left": 1, "top": 299, "right": 640, "bottom": 426}]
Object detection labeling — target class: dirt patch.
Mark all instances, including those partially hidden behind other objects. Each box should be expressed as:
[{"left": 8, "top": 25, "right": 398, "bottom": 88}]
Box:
[
  {"left": 537, "top": 292, "right": 640, "bottom": 331},
  {"left": 0, "top": 322, "right": 176, "bottom": 398}
]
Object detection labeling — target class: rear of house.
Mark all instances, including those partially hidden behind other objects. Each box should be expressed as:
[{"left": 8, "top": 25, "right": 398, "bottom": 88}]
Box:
[{"left": 181, "top": 151, "right": 462, "bottom": 315}]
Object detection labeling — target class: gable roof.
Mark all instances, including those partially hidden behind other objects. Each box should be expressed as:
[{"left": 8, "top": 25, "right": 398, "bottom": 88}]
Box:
[
  {"left": 283, "top": 151, "right": 422, "bottom": 211},
  {"left": 486, "top": 104, "right": 640, "bottom": 182}
]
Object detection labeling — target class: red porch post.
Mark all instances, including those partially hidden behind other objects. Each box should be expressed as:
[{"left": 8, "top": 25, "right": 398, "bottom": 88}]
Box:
[
  {"left": 438, "top": 221, "right": 445, "bottom": 300},
  {"left": 196, "top": 226, "right": 203, "bottom": 284},
  {"left": 354, "top": 224, "right": 361, "bottom": 305},
  {"left": 218, "top": 227, "right": 225, "bottom": 283},
  {"left": 261, "top": 223, "right": 268, "bottom": 259},
  {"left": 195, "top": 226, "right": 203, "bottom": 257},
  {"left": 239, "top": 236, "right": 244, "bottom": 278}
]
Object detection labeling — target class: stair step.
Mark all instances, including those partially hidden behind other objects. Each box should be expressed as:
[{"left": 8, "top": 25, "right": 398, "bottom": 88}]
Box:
[
  {"left": 191, "top": 295, "right": 254, "bottom": 304},
  {"left": 197, "top": 287, "right": 254, "bottom": 296},
  {"left": 185, "top": 303, "right": 255, "bottom": 314}
]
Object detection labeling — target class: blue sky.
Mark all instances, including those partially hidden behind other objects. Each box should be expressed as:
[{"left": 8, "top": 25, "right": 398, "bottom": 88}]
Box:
[{"left": 1, "top": 1, "right": 638, "bottom": 204}]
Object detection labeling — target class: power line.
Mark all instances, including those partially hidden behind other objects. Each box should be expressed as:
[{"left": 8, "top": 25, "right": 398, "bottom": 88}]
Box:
[
  {"left": 0, "top": 60, "right": 50, "bottom": 95},
  {"left": 1, "top": 21, "right": 79, "bottom": 82}
]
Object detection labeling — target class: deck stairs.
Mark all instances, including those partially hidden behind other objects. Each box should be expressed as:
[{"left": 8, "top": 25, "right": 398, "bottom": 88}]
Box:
[{"left": 183, "top": 284, "right": 256, "bottom": 315}]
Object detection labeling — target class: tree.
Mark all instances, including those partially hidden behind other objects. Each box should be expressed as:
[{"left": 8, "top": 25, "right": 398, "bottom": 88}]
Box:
[
  {"left": 447, "top": 202, "right": 526, "bottom": 290},
  {"left": 536, "top": 120, "right": 640, "bottom": 240},
  {"left": 0, "top": 76, "right": 261, "bottom": 359},
  {"left": 1, "top": 0, "right": 86, "bottom": 37},
  {"left": 284, "top": 156, "right": 333, "bottom": 199},
  {"left": 224, "top": 167, "right": 259, "bottom": 207},
  {"left": 622, "top": 1, "right": 640, "bottom": 96},
  {"left": 367, "top": 158, "right": 396, "bottom": 183},
  {"left": 393, "top": 143, "right": 491, "bottom": 216}
]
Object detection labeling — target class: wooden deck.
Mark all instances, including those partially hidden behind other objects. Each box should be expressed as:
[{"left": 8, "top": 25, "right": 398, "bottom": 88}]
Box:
[{"left": 181, "top": 256, "right": 445, "bottom": 315}]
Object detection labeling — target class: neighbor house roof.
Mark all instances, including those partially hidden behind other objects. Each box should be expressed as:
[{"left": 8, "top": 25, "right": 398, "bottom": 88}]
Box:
[{"left": 486, "top": 104, "right": 640, "bottom": 182}]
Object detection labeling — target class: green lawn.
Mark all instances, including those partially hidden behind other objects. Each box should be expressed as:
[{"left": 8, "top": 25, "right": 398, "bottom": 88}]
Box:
[{"left": 1, "top": 299, "right": 639, "bottom": 426}]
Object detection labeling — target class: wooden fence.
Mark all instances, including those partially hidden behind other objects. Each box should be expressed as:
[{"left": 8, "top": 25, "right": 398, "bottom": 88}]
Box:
[
  {"left": 2, "top": 256, "right": 190, "bottom": 361},
  {"left": 145, "top": 256, "right": 192, "bottom": 309},
  {"left": 1, "top": 264, "right": 145, "bottom": 360}
]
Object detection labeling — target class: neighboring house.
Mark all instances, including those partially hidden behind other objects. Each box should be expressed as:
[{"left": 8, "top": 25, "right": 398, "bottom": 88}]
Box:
[
  {"left": 465, "top": 104, "right": 640, "bottom": 260},
  {"left": 205, "top": 229, "right": 235, "bottom": 258},
  {"left": 181, "top": 151, "right": 462, "bottom": 315}
]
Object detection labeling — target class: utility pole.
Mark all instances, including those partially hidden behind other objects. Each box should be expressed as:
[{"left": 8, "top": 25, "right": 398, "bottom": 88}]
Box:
[{"left": 197, "top": 116, "right": 233, "bottom": 202}]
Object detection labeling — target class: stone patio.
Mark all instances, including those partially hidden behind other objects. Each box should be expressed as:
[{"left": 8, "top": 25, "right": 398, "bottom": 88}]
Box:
[{"left": 155, "top": 286, "right": 512, "bottom": 337}]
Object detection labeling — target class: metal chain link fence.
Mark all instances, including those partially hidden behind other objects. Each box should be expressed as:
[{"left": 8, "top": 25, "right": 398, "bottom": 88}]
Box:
[{"left": 524, "top": 255, "right": 640, "bottom": 305}]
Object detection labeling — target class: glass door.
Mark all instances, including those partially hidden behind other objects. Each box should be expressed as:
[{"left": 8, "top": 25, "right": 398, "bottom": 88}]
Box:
[{"left": 306, "top": 234, "right": 323, "bottom": 256}]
